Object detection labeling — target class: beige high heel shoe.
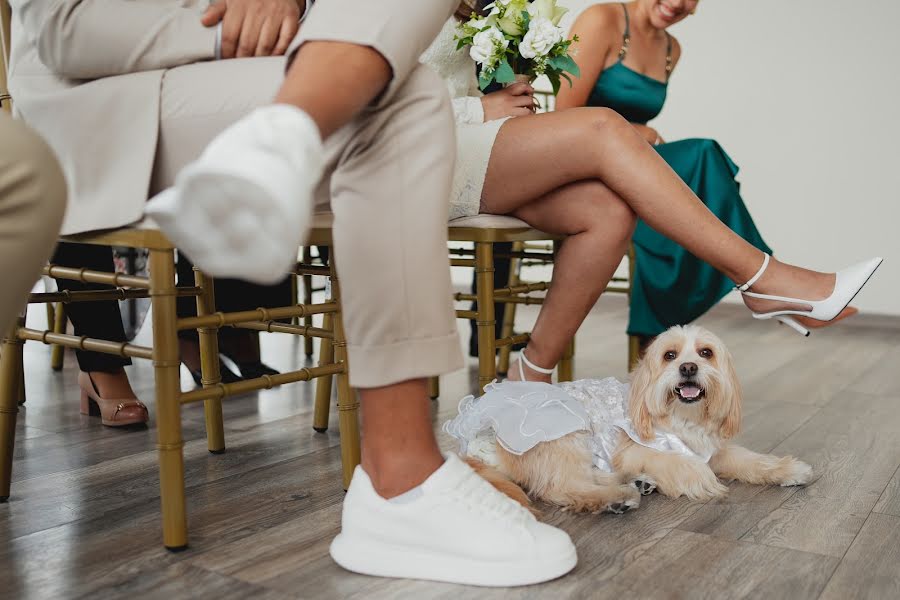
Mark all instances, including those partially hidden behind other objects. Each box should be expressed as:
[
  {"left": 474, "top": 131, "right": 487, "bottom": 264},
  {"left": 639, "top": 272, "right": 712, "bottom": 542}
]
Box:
[{"left": 78, "top": 372, "right": 148, "bottom": 427}]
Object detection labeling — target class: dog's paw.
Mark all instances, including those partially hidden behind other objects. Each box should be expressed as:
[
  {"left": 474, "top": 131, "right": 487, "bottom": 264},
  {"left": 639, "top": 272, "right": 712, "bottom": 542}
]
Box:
[
  {"left": 778, "top": 458, "right": 814, "bottom": 487},
  {"left": 633, "top": 477, "right": 657, "bottom": 496},
  {"left": 604, "top": 484, "right": 642, "bottom": 515},
  {"left": 659, "top": 463, "right": 728, "bottom": 501}
]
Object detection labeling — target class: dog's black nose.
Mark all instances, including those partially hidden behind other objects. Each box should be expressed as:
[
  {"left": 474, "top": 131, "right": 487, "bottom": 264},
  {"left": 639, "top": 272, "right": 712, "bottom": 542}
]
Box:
[{"left": 680, "top": 362, "right": 698, "bottom": 377}]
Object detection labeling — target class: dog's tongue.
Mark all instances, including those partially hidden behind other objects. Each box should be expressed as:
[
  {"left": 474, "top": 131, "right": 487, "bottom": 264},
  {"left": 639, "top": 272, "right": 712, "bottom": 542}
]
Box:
[{"left": 679, "top": 384, "right": 702, "bottom": 399}]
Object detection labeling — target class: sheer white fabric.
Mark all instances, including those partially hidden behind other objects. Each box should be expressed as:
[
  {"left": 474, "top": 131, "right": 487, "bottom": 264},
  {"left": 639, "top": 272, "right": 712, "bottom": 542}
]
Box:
[{"left": 443, "top": 379, "right": 714, "bottom": 473}]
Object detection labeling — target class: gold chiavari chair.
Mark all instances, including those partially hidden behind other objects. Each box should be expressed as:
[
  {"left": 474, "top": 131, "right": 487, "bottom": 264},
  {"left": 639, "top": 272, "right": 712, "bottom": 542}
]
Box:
[{"left": 0, "top": 3, "right": 359, "bottom": 551}]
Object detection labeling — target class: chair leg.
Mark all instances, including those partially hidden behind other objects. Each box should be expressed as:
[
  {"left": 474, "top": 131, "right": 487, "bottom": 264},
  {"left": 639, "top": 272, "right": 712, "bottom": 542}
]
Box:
[
  {"left": 627, "top": 242, "right": 638, "bottom": 372},
  {"left": 312, "top": 311, "right": 334, "bottom": 433},
  {"left": 497, "top": 242, "right": 522, "bottom": 376},
  {"left": 559, "top": 337, "right": 575, "bottom": 382},
  {"left": 0, "top": 316, "right": 24, "bottom": 502},
  {"left": 328, "top": 257, "right": 360, "bottom": 490},
  {"left": 475, "top": 242, "right": 497, "bottom": 392},
  {"left": 149, "top": 249, "right": 188, "bottom": 551},
  {"left": 50, "top": 302, "right": 66, "bottom": 371},
  {"left": 302, "top": 246, "right": 314, "bottom": 358},
  {"left": 193, "top": 268, "right": 225, "bottom": 454},
  {"left": 628, "top": 335, "right": 641, "bottom": 372},
  {"left": 17, "top": 361, "right": 25, "bottom": 406},
  {"left": 427, "top": 376, "right": 440, "bottom": 400}
]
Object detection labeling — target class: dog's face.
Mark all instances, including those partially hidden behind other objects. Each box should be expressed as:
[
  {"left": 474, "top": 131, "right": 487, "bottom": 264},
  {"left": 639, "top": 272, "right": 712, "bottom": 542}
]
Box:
[{"left": 629, "top": 325, "right": 742, "bottom": 441}]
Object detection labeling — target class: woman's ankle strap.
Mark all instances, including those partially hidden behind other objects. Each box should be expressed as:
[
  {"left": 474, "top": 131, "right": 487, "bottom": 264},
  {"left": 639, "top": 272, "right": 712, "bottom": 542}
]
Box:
[
  {"left": 736, "top": 253, "right": 770, "bottom": 292},
  {"left": 520, "top": 350, "right": 555, "bottom": 375}
]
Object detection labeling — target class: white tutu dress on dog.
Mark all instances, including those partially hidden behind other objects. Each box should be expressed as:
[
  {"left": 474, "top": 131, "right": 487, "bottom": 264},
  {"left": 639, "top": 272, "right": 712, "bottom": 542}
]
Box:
[{"left": 443, "top": 378, "right": 713, "bottom": 473}]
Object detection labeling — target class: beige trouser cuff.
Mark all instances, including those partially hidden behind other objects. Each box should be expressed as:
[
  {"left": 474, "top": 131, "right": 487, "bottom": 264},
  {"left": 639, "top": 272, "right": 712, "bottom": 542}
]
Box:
[{"left": 348, "top": 332, "right": 462, "bottom": 389}]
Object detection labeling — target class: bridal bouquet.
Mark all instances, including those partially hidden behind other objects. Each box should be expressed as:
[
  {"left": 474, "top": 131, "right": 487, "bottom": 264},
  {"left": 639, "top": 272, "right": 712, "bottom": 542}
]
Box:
[{"left": 455, "top": 0, "right": 580, "bottom": 93}]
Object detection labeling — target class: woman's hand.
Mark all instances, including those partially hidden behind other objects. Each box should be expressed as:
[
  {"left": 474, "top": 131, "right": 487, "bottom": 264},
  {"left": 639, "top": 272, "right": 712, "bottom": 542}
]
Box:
[
  {"left": 632, "top": 123, "right": 664, "bottom": 145},
  {"left": 481, "top": 83, "right": 536, "bottom": 121},
  {"left": 202, "top": 0, "right": 302, "bottom": 58}
]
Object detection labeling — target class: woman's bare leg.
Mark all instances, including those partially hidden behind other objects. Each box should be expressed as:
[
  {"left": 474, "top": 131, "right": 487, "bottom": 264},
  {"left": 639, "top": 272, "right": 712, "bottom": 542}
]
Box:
[
  {"left": 482, "top": 109, "right": 837, "bottom": 316},
  {"left": 488, "top": 181, "right": 636, "bottom": 382}
]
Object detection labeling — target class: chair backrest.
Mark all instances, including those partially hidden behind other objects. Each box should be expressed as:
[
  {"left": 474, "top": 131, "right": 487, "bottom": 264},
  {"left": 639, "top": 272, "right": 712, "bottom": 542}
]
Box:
[{"left": 1, "top": 0, "right": 12, "bottom": 113}]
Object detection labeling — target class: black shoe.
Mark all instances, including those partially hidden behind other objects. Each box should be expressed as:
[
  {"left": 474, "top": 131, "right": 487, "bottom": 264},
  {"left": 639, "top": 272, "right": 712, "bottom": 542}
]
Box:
[
  {"left": 233, "top": 360, "right": 280, "bottom": 380},
  {"left": 187, "top": 361, "right": 242, "bottom": 387}
]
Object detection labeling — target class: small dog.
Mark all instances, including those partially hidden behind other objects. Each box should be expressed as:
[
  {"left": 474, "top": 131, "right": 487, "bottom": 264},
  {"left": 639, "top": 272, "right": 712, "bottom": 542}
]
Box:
[{"left": 484, "top": 325, "right": 813, "bottom": 512}]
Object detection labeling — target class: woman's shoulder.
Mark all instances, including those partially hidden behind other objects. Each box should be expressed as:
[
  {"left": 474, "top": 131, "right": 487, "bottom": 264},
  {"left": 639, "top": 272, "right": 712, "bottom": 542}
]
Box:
[{"left": 571, "top": 3, "right": 624, "bottom": 35}]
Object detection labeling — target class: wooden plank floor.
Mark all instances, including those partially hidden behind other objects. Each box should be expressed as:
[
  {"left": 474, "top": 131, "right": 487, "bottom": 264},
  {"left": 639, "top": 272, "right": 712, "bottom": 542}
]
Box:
[{"left": 2, "top": 295, "right": 899, "bottom": 600}]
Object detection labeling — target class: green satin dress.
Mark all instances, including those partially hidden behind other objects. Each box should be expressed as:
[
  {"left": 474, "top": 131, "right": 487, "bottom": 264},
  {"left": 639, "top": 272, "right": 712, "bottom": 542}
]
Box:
[{"left": 587, "top": 4, "right": 772, "bottom": 337}]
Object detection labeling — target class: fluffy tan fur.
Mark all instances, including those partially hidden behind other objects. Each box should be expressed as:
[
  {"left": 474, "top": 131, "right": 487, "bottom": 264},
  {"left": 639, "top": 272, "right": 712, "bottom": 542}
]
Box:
[{"left": 486, "top": 325, "right": 813, "bottom": 512}]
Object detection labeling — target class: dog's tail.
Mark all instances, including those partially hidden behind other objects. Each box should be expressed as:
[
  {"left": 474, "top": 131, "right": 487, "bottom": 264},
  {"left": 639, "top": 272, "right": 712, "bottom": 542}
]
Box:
[{"left": 464, "top": 456, "right": 540, "bottom": 516}]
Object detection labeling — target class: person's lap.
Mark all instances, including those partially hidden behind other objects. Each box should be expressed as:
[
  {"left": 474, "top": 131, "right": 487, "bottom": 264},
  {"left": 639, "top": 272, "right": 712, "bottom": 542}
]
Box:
[{"left": 149, "top": 56, "right": 462, "bottom": 387}]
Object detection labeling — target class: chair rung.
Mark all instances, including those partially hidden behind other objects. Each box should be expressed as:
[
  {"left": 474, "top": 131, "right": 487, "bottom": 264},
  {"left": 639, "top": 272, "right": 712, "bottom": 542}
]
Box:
[
  {"left": 29, "top": 286, "right": 201, "bottom": 305},
  {"left": 179, "top": 362, "right": 345, "bottom": 404},
  {"left": 456, "top": 310, "right": 478, "bottom": 320},
  {"left": 44, "top": 265, "right": 150, "bottom": 289},
  {"left": 177, "top": 302, "right": 339, "bottom": 331},
  {"left": 496, "top": 333, "right": 530, "bottom": 347},
  {"left": 231, "top": 321, "right": 333, "bottom": 339},
  {"left": 17, "top": 327, "right": 153, "bottom": 360}
]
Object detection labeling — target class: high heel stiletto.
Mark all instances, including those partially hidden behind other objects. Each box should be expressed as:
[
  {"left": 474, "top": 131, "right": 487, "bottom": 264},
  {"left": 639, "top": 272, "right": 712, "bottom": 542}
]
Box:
[
  {"left": 516, "top": 351, "right": 555, "bottom": 382},
  {"left": 78, "top": 372, "right": 148, "bottom": 427},
  {"left": 737, "top": 254, "right": 883, "bottom": 336}
]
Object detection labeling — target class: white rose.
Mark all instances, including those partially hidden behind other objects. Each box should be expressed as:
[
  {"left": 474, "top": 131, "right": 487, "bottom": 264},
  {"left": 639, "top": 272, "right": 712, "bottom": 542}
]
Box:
[
  {"left": 470, "top": 26, "right": 509, "bottom": 65},
  {"left": 527, "top": 0, "right": 569, "bottom": 26},
  {"left": 518, "top": 16, "right": 563, "bottom": 59}
]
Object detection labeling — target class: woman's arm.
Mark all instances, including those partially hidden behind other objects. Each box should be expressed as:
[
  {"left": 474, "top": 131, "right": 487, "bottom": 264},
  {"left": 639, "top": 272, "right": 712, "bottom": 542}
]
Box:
[{"left": 555, "top": 5, "right": 618, "bottom": 110}]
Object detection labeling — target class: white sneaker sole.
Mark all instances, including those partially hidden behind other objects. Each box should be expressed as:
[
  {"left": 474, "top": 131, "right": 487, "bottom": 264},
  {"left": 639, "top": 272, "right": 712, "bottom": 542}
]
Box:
[{"left": 329, "top": 533, "right": 577, "bottom": 587}]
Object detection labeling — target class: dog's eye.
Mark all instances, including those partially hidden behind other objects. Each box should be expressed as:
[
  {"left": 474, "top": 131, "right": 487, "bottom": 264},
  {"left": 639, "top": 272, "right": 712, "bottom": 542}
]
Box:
[
  {"left": 664, "top": 351, "right": 677, "bottom": 361},
  {"left": 699, "top": 348, "right": 713, "bottom": 358}
]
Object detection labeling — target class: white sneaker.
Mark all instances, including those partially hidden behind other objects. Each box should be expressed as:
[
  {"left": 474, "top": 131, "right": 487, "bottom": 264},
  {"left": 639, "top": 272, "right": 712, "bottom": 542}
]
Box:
[
  {"left": 329, "top": 454, "right": 577, "bottom": 587},
  {"left": 145, "top": 104, "right": 323, "bottom": 285}
]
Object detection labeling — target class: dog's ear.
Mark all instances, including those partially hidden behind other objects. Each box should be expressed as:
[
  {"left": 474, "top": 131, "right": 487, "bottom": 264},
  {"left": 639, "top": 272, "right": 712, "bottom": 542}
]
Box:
[
  {"left": 718, "top": 347, "right": 743, "bottom": 440},
  {"left": 629, "top": 358, "right": 655, "bottom": 441}
]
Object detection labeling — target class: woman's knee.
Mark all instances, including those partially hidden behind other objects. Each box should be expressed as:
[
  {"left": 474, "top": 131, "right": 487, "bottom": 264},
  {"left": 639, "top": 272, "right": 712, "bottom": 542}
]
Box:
[{"left": 584, "top": 106, "right": 631, "bottom": 135}]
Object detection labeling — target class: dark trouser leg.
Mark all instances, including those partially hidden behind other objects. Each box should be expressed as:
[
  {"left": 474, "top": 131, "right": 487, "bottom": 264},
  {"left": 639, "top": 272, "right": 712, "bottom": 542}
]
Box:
[{"left": 52, "top": 243, "right": 130, "bottom": 373}]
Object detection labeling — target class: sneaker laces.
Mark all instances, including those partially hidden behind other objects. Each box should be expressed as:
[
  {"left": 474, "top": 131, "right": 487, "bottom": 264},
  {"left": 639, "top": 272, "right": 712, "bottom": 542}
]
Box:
[{"left": 444, "top": 467, "right": 534, "bottom": 526}]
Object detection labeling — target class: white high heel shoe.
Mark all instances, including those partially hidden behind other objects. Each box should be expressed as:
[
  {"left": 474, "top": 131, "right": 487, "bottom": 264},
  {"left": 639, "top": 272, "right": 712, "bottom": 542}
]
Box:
[
  {"left": 516, "top": 351, "right": 555, "bottom": 381},
  {"left": 737, "top": 254, "right": 883, "bottom": 336}
]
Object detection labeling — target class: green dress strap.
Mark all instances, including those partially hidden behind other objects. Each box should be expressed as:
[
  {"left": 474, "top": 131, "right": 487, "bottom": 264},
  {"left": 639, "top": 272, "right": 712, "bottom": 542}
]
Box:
[
  {"left": 618, "top": 3, "right": 631, "bottom": 61},
  {"left": 619, "top": 3, "right": 674, "bottom": 80},
  {"left": 664, "top": 32, "right": 673, "bottom": 80}
]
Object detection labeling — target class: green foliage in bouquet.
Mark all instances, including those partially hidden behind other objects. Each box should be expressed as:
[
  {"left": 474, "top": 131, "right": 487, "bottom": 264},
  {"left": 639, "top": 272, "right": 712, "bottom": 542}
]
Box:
[{"left": 455, "top": 0, "right": 581, "bottom": 94}]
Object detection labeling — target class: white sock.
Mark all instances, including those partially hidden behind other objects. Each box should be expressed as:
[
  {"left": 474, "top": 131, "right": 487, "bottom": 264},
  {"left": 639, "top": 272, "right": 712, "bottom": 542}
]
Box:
[
  {"left": 388, "top": 486, "right": 424, "bottom": 504},
  {"left": 386, "top": 458, "right": 449, "bottom": 504}
]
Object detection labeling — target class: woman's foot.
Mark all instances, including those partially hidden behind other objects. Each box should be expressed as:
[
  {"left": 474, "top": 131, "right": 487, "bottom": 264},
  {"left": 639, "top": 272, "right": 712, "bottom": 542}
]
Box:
[
  {"left": 506, "top": 348, "right": 554, "bottom": 384},
  {"left": 794, "top": 306, "right": 858, "bottom": 330},
  {"left": 740, "top": 257, "right": 836, "bottom": 316},
  {"left": 79, "top": 370, "right": 148, "bottom": 427},
  {"left": 740, "top": 255, "right": 878, "bottom": 329},
  {"left": 219, "top": 330, "right": 280, "bottom": 380},
  {"left": 179, "top": 338, "right": 242, "bottom": 387}
]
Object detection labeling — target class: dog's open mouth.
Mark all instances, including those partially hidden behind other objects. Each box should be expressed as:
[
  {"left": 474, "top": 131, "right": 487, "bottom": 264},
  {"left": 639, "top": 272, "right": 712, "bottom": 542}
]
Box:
[{"left": 675, "top": 382, "right": 705, "bottom": 403}]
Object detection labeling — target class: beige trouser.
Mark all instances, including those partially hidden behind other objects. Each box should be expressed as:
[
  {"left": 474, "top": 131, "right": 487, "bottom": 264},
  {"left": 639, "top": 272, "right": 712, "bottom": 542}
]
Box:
[
  {"left": 151, "top": 0, "right": 463, "bottom": 388},
  {"left": 0, "top": 113, "right": 66, "bottom": 334}
]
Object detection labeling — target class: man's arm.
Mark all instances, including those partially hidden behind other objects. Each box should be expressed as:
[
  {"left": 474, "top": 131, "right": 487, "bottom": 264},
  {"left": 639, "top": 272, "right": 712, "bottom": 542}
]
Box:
[{"left": 11, "top": 0, "right": 217, "bottom": 79}]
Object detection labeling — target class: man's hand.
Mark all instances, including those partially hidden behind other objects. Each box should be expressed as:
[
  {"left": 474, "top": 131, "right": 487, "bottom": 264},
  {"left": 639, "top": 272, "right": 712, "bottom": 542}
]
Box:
[{"left": 202, "top": 0, "right": 303, "bottom": 59}]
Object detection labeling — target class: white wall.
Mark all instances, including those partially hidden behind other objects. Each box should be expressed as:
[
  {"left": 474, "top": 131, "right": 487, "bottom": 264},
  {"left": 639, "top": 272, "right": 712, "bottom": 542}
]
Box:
[{"left": 562, "top": 0, "right": 900, "bottom": 315}]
